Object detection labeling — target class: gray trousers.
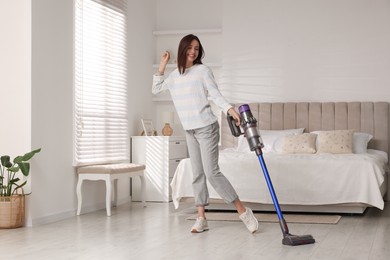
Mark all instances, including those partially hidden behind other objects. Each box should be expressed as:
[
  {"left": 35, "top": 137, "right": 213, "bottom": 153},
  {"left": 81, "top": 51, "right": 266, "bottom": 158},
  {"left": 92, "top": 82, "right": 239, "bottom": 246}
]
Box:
[{"left": 185, "top": 121, "right": 239, "bottom": 207}]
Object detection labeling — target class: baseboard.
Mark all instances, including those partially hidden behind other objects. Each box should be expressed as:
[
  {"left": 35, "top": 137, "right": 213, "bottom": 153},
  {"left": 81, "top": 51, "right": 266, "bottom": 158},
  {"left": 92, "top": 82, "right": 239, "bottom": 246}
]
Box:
[
  {"left": 29, "top": 197, "right": 132, "bottom": 226},
  {"left": 30, "top": 209, "right": 77, "bottom": 227}
]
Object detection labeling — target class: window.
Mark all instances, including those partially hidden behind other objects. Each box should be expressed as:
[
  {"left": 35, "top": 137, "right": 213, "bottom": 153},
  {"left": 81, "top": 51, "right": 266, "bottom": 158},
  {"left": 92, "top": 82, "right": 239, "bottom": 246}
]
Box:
[{"left": 74, "top": 0, "right": 128, "bottom": 166}]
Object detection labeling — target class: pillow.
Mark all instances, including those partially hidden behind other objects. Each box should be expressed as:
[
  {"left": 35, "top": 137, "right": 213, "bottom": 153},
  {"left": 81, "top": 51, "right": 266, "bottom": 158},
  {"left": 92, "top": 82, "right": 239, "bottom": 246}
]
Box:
[
  {"left": 353, "top": 132, "right": 373, "bottom": 154},
  {"left": 311, "top": 130, "right": 373, "bottom": 154},
  {"left": 259, "top": 128, "right": 305, "bottom": 136},
  {"left": 315, "top": 130, "right": 354, "bottom": 154},
  {"left": 236, "top": 128, "right": 305, "bottom": 153},
  {"left": 281, "top": 133, "right": 317, "bottom": 154},
  {"left": 259, "top": 128, "right": 305, "bottom": 153}
]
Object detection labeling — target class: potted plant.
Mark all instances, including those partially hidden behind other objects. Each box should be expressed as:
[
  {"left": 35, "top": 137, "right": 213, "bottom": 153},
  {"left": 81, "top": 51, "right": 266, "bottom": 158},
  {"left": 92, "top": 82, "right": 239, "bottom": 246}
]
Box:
[{"left": 0, "top": 148, "right": 41, "bottom": 228}]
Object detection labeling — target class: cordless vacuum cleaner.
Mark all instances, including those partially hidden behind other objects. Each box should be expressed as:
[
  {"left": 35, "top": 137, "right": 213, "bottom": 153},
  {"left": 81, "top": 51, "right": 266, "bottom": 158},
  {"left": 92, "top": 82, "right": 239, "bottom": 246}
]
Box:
[{"left": 227, "top": 104, "right": 315, "bottom": 246}]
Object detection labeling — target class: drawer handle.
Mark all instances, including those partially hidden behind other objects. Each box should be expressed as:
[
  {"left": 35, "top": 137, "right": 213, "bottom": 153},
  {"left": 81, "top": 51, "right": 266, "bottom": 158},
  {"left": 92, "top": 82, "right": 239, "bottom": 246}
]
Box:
[
  {"left": 175, "top": 159, "right": 180, "bottom": 162},
  {"left": 175, "top": 142, "right": 181, "bottom": 144}
]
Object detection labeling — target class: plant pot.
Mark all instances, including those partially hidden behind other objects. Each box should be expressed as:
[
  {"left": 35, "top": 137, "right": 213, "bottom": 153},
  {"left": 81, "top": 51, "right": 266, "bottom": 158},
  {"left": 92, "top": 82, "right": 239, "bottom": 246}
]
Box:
[{"left": 0, "top": 195, "right": 25, "bottom": 229}]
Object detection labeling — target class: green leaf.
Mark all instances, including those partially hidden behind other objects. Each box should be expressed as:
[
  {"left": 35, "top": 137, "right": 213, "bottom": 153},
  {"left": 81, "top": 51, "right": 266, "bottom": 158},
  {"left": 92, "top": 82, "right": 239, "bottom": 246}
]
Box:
[
  {"left": 15, "top": 180, "right": 27, "bottom": 190},
  {"left": 8, "top": 166, "right": 20, "bottom": 173},
  {"left": 22, "top": 148, "right": 41, "bottom": 162},
  {"left": 13, "top": 148, "right": 41, "bottom": 163},
  {"left": 18, "top": 162, "right": 30, "bottom": 176},
  {"left": 8, "top": 180, "right": 27, "bottom": 196},
  {"left": 13, "top": 155, "right": 23, "bottom": 164},
  {"left": 1, "top": 156, "right": 12, "bottom": 168},
  {"left": 9, "top": 178, "right": 20, "bottom": 184}
]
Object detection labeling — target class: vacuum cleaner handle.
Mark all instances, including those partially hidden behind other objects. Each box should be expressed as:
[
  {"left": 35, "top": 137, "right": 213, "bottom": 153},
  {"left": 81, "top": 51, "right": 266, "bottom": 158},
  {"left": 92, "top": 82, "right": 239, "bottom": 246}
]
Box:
[{"left": 227, "top": 114, "right": 243, "bottom": 137}]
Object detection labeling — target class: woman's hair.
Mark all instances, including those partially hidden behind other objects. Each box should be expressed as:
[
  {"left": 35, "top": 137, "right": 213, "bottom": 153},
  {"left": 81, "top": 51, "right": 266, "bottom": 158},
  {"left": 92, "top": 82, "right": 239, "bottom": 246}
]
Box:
[{"left": 177, "top": 34, "right": 205, "bottom": 74}]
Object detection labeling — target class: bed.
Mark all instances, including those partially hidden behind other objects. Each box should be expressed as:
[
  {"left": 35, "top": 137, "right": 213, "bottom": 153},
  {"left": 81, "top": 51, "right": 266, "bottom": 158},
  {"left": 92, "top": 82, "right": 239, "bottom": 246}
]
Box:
[{"left": 171, "top": 102, "right": 389, "bottom": 214}]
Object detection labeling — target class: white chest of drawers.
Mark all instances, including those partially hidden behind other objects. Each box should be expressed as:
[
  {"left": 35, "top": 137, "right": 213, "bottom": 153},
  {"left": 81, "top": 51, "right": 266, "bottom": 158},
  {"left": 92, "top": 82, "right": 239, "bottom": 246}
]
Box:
[{"left": 131, "top": 136, "right": 188, "bottom": 202}]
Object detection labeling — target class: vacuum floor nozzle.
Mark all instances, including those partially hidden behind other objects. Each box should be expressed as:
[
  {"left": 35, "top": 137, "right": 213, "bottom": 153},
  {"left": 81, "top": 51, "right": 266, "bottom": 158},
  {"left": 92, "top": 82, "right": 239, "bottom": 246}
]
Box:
[{"left": 282, "top": 234, "right": 316, "bottom": 246}]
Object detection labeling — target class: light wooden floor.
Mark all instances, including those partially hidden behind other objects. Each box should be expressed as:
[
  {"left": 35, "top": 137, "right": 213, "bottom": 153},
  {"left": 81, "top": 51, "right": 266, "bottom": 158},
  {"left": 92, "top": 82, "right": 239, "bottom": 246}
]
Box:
[{"left": 1, "top": 201, "right": 390, "bottom": 260}]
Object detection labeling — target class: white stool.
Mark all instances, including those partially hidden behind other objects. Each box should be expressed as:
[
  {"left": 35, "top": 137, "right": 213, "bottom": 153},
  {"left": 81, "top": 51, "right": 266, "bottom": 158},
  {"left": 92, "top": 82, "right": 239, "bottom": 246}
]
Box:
[{"left": 76, "top": 163, "right": 146, "bottom": 216}]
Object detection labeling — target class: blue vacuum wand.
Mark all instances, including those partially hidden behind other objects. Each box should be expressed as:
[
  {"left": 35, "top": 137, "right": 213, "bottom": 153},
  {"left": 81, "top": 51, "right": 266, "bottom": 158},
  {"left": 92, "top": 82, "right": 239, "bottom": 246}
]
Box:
[{"left": 227, "top": 104, "right": 315, "bottom": 246}]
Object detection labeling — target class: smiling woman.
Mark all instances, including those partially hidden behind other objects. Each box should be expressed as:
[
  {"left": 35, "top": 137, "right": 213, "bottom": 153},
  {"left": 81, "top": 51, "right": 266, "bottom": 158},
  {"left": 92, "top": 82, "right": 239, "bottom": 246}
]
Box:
[
  {"left": 151, "top": 34, "right": 259, "bottom": 234},
  {"left": 74, "top": 0, "right": 129, "bottom": 166}
]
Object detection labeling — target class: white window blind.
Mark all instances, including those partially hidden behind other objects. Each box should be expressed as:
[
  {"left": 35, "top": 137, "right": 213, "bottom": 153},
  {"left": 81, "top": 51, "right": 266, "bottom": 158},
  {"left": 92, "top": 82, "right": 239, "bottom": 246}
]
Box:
[{"left": 74, "top": 0, "right": 129, "bottom": 166}]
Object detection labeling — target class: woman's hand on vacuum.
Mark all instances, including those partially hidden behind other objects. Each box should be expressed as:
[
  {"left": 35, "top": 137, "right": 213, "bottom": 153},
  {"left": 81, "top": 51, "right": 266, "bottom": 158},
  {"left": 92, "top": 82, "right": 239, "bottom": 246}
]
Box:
[
  {"left": 157, "top": 51, "right": 170, "bottom": 75},
  {"left": 228, "top": 107, "right": 241, "bottom": 126}
]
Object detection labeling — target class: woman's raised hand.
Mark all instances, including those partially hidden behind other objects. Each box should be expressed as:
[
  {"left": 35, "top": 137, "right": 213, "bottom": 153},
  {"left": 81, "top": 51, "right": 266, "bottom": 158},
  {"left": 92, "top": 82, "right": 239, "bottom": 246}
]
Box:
[
  {"left": 161, "top": 51, "right": 170, "bottom": 64},
  {"left": 158, "top": 51, "right": 170, "bottom": 75}
]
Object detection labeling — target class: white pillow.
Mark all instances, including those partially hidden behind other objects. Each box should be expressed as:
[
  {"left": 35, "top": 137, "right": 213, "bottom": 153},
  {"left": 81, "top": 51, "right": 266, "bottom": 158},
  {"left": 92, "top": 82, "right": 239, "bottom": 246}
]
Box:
[
  {"left": 311, "top": 130, "right": 373, "bottom": 154},
  {"left": 259, "top": 128, "right": 305, "bottom": 153},
  {"left": 353, "top": 132, "right": 373, "bottom": 154},
  {"left": 259, "top": 128, "right": 305, "bottom": 136},
  {"left": 236, "top": 128, "right": 305, "bottom": 153}
]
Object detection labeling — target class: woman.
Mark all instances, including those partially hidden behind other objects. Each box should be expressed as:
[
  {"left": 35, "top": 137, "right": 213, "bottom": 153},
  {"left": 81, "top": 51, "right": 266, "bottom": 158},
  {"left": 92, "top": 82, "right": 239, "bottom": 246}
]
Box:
[{"left": 152, "top": 34, "right": 258, "bottom": 234}]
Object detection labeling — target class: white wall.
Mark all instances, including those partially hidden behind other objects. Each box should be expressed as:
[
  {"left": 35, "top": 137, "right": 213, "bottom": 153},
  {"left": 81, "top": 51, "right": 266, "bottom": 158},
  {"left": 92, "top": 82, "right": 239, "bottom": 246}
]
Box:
[
  {"left": 0, "top": 1, "right": 31, "bottom": 157},
  {"left": 155, "top": 0, "right": 222, "bottom": 30},
  {"left": 0, "top": 0, "right": 33, "bottom": 223},
  {"left": 221, "top": 0, "right": 390, "bottom": 103},
  {"left": 128, "top": 0, "right": 156, "bottom": 136},
  {"left": 29, "top": 0, "right": 155, "bottom": 225},
  {"left": 30, "top": 0, "right": 77, "bottom": 225}
]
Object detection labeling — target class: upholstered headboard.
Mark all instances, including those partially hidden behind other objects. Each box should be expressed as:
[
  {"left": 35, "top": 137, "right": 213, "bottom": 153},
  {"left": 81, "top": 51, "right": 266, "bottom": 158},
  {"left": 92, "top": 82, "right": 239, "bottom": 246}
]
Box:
[{"left": 221, "top": 102, "right": 389, "bottom": 154}]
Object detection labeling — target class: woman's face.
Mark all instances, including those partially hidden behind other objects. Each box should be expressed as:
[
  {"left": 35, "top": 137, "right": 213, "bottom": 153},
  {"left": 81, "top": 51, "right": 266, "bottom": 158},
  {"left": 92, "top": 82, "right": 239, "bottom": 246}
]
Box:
[{"left": 186, "top": 39, "right": 199, "bottom": 66}]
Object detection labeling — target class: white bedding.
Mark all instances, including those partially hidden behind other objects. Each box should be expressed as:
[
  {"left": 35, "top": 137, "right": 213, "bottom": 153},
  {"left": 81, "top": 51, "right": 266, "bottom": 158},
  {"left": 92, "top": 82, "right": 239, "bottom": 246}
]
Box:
[{"left": 171, "top": 149, "right": 388, "bottom": 210}]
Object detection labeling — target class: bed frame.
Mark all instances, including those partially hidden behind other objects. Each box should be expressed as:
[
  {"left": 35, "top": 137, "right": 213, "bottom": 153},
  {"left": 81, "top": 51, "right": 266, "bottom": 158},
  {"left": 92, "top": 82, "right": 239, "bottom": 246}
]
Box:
[{"left": 215, "top": 102, "right": 389, "bottom": 214}]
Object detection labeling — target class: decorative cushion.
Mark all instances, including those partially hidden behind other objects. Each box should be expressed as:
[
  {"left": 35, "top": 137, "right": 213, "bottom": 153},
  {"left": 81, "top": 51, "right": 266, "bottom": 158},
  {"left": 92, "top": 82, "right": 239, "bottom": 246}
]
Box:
[
  {"left": 312, "top": 130, "right": 372, "bottom": 154},
  {"left": 281, "top": 133, "right": 317, "bottom": 154},
  {"left": 316, "top": 130, "right": 354, "bottom": 154},
  {"left": 260, "top": 128, "right": 305, "bottom": 153},
  {"left": 236, "top": 128, "right": 305, "bottom": 153}
]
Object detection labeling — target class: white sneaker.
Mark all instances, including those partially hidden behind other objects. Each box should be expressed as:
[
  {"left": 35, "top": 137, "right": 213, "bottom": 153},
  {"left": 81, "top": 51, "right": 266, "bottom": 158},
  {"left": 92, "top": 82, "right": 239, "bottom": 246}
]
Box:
[
  {"left": 239, "top": 207, "right": 259, "bottom": 233},
  {"left": 191, "top": 217, "right": 209, "bottom": 233}
]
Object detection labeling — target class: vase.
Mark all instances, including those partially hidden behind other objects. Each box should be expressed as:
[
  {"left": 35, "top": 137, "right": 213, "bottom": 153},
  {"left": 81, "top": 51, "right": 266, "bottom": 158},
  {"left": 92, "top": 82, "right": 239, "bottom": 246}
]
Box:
[{"left": 162, "top": 123, "right": 173, "bottom": 136}]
